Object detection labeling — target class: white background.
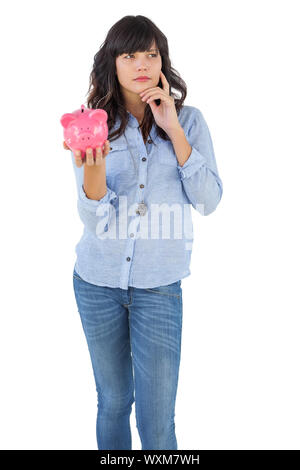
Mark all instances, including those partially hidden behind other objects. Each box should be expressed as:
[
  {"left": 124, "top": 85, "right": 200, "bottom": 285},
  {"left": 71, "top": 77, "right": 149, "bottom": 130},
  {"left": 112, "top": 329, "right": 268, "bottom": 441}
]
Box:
[{"left": 0, "top": 0, "right": 299, "bottom": 450}]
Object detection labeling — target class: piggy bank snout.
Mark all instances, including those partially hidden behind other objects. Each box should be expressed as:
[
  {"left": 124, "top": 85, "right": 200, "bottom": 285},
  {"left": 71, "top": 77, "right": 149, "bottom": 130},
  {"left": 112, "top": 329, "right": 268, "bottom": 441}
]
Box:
[{"left": 79, "top": 131, "right": 94, "bottom": 142}]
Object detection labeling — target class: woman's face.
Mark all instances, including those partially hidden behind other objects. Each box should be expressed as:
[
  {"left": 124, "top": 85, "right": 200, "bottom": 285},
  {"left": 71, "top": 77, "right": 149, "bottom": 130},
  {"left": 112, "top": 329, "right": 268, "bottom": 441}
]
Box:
[{"left": 115, "top": 41, "right": 162, "bottom": 97}]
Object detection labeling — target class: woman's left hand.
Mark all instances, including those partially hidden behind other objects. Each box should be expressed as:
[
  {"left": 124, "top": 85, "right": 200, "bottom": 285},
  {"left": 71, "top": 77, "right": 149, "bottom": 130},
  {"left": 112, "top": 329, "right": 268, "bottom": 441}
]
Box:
[{"left": 139, "top": 70, "right": 181, "bottom": 135}]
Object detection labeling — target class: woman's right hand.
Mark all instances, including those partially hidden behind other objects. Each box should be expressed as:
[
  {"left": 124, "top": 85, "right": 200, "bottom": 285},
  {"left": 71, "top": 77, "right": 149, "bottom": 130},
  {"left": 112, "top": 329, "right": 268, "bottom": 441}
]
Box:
[{"left": 63, "top": 140, "right": 111, "bottom": 168}]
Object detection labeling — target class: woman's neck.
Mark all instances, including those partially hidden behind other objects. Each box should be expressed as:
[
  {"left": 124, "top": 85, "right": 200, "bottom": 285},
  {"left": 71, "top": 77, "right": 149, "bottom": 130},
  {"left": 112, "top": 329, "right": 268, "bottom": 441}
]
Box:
[{"left": 126, "top": 99, "right": 147, "bottom": 123}]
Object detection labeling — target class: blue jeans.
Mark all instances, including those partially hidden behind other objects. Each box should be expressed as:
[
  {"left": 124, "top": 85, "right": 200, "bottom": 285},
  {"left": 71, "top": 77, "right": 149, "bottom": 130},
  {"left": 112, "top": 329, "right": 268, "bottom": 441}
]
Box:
[{"left": 72, "top": 265, "right": 183, "bottom": 450}]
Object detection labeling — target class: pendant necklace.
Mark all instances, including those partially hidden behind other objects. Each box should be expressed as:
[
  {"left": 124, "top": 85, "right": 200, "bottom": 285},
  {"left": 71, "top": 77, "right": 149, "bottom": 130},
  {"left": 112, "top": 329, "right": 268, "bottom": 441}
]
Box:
[{"left": 123, "top": 131, "right": 148, "bottom": 216}]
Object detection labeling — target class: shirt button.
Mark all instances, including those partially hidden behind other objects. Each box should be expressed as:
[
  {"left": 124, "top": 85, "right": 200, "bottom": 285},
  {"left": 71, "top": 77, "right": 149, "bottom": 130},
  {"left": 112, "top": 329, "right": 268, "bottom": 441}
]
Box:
[
  {"left": 126, "top": 257, "right": 131, "bottom": 261},
  {"left": 140, "top": 184, "right": 144, "bottom": 188},
  {"left": 148, "top": 139, "right": 153, "bottom": 144},
  {"left": 130, "top": 233, "right": 134, "bottom": 237},
  {"left": 142, "top": 157, "right": 146, "bottom": 161}
]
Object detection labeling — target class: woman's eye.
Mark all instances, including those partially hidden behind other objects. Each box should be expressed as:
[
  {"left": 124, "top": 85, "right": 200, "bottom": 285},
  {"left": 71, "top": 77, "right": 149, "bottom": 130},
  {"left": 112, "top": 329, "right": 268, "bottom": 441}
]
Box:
[{"left": 124, "top": 53, "right": 157, "bottom": 58}]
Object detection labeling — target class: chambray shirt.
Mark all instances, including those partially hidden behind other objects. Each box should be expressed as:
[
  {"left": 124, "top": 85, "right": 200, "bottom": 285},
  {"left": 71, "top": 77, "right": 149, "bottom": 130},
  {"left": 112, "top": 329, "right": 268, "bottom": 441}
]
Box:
[{"left": 70, "top": 105, "right": 223, "bottom": 289}]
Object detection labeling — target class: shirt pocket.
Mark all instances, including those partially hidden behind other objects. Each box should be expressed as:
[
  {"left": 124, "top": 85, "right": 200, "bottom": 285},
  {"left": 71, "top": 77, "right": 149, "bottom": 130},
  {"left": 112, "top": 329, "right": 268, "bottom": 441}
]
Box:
[
  {"left": 156, "top": 140, "right": 178, "bottom": 167},
  {"left": 105, "top": 141, "right": 131, "bottom": 176}
]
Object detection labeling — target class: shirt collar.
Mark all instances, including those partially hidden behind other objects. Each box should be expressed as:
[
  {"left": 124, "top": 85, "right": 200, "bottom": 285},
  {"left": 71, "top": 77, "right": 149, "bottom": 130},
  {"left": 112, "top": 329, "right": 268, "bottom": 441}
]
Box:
[
  {"left": 113, "top": 112, "right": 139, "bottom": 129},
  {"left": 125, "top": 112, "right": 159, "bottom": 143},
  {"left": 112, "top": 112, "right": 159, "bottom": 142},
  {"left": 126, "top": 111, "right": 140, "bottom": 128}
]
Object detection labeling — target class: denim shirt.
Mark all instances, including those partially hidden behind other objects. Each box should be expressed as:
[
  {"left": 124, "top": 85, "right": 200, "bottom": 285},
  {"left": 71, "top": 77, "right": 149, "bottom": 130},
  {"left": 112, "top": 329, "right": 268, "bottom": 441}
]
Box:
[{"left": 70, "top": 105, "right": 223, "bottom": 289}]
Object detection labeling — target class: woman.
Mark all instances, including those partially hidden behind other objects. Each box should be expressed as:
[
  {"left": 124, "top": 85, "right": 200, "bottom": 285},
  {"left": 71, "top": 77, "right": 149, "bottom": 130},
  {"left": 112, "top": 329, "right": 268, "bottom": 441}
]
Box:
[{"left": 65, "top": 15, "right": 223, "bottom": 450}]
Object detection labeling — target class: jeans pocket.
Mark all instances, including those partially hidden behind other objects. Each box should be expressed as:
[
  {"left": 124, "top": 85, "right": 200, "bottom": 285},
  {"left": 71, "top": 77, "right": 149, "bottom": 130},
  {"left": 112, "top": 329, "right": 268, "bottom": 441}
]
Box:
[{"left": 145, "top": 280, "right": 181, "bottom": 297}]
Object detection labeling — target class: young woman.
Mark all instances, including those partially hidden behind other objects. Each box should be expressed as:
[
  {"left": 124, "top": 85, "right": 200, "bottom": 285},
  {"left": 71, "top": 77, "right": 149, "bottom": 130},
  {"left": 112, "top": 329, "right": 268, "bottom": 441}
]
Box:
[{"left": 65, "top": 15, "right": 223, "bottom": 450}]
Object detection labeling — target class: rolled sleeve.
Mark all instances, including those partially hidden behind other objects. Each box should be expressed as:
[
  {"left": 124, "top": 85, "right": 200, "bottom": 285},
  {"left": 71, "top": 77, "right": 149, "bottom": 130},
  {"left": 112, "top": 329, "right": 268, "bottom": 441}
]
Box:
[
  {"left": 177, "top": 147, "right": 206, "bottom": 180},
  {"left": 79, "top": 184, "right": 118, "bottom": 212},
  {"left": 178, "top": 108, "right": 223, "bottom": 216}
]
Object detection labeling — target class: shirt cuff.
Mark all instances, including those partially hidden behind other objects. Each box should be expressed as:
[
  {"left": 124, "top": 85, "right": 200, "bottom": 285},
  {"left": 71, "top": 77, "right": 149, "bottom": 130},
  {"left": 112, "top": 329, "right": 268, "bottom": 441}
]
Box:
[
  {"left": 177, "top": 146, "right": 207, "bottom": 180},
  {"left": 79, "top": 184, "right": 118, "bottom": 212}
]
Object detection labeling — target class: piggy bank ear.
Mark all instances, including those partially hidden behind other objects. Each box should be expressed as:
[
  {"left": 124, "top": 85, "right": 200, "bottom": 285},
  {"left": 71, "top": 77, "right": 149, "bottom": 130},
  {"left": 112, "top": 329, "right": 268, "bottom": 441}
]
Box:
[
  {"left": 60, "top": 113, "right": 76, "bottom": 129},
  {"left": 89, "top": 109, "right": 108, "bottom": 121}
]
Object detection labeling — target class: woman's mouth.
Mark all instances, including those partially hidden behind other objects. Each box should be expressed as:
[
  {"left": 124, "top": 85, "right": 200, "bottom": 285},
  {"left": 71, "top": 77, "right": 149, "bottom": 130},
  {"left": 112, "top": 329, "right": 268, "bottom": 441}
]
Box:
[{"left": 134, "top": 77, "right": 150, "bottom": 82}]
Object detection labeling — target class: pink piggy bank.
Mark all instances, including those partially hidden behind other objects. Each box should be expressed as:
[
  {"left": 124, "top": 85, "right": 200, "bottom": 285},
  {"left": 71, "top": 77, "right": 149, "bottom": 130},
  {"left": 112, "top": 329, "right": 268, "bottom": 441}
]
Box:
[{"left": 60, "top": 104, "right": 108, "bottom": 157}]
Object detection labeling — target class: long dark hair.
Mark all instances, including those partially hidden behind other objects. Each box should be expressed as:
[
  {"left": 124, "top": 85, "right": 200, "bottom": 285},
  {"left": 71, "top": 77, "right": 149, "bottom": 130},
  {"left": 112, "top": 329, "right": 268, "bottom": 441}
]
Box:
[{"left": 86, "top": 15, "right": 187, "bottom": 143}]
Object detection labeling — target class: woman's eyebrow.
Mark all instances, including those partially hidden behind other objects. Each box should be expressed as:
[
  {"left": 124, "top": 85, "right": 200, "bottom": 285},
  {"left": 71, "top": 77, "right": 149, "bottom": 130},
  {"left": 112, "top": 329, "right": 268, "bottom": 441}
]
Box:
[{"left": 123, "top": 48, "right": 158, "bottom": 54}]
